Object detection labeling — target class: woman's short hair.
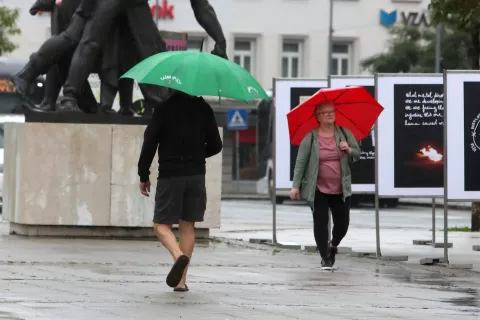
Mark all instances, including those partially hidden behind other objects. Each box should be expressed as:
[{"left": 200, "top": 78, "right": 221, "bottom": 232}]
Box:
[{"left": 315, "top": 101, "right": 334, "bottom": 112}]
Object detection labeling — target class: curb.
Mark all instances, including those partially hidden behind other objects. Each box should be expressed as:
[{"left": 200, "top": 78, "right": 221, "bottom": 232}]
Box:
[
  {"left": 210, "top": 237, "right": 478, "bottom": 273},
  {"left": 222, "top": 195, "right": 270, "bottom": 201},
  {"left": 399, "top": 201, "right": 471, "bottom": 211},
  {"left": 221, "top": 196, "right": 473, "bottom": 210}
]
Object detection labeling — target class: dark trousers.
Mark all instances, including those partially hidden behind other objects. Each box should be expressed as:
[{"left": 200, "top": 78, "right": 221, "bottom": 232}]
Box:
[{"left": 311, "top": 189, "right": 351, "bottom": 259}]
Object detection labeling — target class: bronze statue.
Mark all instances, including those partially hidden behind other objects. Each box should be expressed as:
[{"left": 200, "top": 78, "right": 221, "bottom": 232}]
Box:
[
  {"left": 29, "top": 0, "right": 98, "bottom": 113},
  {"left": 15, "top": 0, "right": 228, "bottom": 114}
]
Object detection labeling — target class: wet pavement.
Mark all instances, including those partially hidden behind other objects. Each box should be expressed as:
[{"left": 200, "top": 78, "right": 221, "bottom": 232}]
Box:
[
  {"left": 213, "top": 200, "right": 480, "bottom": 271},
  {"left": 0, "top": 221, "right": 479, "bottom": 319}
]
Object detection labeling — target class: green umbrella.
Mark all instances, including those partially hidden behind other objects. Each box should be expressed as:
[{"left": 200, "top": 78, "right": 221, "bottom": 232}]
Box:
[{"left": 120, "top": 51, "right": 271, "bottom": 102}]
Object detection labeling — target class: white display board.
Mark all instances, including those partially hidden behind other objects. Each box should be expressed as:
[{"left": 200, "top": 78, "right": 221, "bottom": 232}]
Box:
[
  {"left": 329, "top": 76, "right": 375, "bottom": 193},
  {"left": 273, "top": 78, "right": 328, "bottom": 189},
  {"left": 376, "top": 74, "right": 444, "bottom": 197},
  {"left": 444, "top": 71, "right": 480, "bottom": 201}
]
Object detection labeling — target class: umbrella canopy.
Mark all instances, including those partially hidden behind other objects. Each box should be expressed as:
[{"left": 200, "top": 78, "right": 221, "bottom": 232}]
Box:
[
  {"left": 287, "top": 86, "right": 384, "bottom": 145},
  {"left": 120, "top": 50, "right": 270, "bottom": 102}
]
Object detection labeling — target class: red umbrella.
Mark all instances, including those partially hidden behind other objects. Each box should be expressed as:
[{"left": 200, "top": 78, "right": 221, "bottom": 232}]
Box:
[{"left": 286, "top": 86, "right": 384, "bottom": 145}]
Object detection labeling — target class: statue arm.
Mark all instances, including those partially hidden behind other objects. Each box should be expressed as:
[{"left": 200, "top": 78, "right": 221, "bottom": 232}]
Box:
[
  {"left": 30, "top": 0, "right": 57, "bottom": 15},
  {"left": 189, "top": 0, "right": 226, "bottom": 48}
]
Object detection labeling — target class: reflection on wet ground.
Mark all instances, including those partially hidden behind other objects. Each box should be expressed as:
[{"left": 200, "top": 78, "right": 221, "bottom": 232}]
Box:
[
  {"left": 0, "top": 236, "right": 479, "bottom": 319},
  {"left": 374, "top": 266, "right": 479, "bottom": 308},
  {"left": 0, "top": 311, "right": 23, "bottom": 320}
]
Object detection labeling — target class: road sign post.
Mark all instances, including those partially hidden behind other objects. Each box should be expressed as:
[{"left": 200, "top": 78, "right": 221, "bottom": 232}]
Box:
[{"left": 227, "top": 109, "right": 248, "bottom": 193}]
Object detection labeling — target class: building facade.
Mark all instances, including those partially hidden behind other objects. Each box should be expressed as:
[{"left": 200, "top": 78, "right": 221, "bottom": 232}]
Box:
[
  {"left": 1, "top": 0, "right": 433, "bottom": 195},
  {"left": 5, "top": 0, "right": 432, "bottom": 89}
]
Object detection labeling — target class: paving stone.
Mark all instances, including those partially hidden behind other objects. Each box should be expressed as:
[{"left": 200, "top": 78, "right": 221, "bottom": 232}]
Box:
[
  {"left": 413, "top": 240, "right": 432, "bottom": 245},
  {"left": 420, "top": 258, "right": 445, "bottom": 265},
  {"left": 274, "top": 242, "right": 301, "bottom": 249},
  {"left": 249, "top": 238, "right": 272, "bottom": 244},
  {"left": 350, "top": 251, "right": 376, "bottom": 258},
  {"left": 448, "top": 264, "right": 473, "bottom": 269},
  {"left": 433, "top": 242, "right": 453, "bottom": 248},
  {"left": 381, "top": 256, "right": 408, "bottom": 262}
]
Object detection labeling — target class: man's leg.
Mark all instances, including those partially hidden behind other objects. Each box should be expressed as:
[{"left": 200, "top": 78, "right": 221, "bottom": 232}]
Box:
[
  {"left": 153, "top": 176, "right": 190, "bottom": 288},
  {"left": 177, "top": 220, "right": 196, "bottom": 289},
  {"left": 327, "top": 195, "right": 351, "bottom": 266},
  {"left": 61, "top": 0, "right": 125, "bottom": 111},
  {"left": 153, "top": 223, "right": 183, "bottom": 261},
  {"left": 177, "top": 174, "right": 207, "bottom": 290}
]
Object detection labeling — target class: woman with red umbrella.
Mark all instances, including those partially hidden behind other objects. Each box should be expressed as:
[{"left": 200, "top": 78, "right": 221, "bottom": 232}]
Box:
[
  {"left": 288, "top": 86, "right": 383, "bottom": 269},
  {"left": 290, "top": 101, "right": 361, "bottom": 270}
]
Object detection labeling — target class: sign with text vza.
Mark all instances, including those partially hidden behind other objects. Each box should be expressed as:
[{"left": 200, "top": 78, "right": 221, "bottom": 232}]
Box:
[{"left": 380, "top": 9, "right": 430, "bottom": 27}]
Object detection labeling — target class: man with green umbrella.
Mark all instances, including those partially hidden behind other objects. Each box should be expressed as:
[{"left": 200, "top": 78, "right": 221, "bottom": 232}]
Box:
[{"left": 138, "top": 90, "right": 223, "bottom": 291}]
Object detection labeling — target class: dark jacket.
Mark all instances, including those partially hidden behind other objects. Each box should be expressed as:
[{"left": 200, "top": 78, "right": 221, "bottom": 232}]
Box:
[{"left": 137, "top": 93, "right": 223, "bottom": 182}]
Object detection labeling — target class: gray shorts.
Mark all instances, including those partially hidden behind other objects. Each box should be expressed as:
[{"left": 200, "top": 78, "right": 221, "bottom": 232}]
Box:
[{"left": 153, "top": 174, "right": 207, "bottom": 225}]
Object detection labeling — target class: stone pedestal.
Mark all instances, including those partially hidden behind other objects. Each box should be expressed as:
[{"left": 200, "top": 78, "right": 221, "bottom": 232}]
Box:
[{"left": 3, "top": 122, "right": 222, "bottom": 238}]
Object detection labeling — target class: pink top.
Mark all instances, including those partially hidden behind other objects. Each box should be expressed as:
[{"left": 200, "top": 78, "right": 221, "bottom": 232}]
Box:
[{"left": 316, "top": 135, "right": 342, "bottom": 194}]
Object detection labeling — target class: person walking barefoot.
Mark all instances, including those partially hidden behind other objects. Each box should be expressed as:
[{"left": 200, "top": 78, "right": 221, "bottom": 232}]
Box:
[{"left": 138, "top": 90, "right": 222, "bottom": 290}]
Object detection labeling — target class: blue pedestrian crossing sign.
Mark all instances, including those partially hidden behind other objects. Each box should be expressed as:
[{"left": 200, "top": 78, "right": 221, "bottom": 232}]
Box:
[{"left": 227, "top": 109, "right": 248, "bottom": 130}]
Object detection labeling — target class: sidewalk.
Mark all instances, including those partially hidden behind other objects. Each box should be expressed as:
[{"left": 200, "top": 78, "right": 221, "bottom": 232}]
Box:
[
  {"left": 215, "top": 200, "right": 480, "bottom": 273},
  {"left": 0, "top": 224, "right": 479, "bottom": 319},
  {"left": 400, "top": 198, "right": 472, "bottom": 210},
  {"left": 221, "top": 194, "right": 474, "bottom": 210}
]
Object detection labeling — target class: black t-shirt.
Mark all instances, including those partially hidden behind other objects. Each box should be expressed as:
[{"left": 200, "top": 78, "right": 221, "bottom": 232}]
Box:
[{"left": 137, "top": 93, "right": 223, "bottom": 181}]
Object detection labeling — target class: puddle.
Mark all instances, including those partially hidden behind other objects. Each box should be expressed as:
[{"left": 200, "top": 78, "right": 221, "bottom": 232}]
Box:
[
  {"left": 375, "top": 267, "right": 480, "bottom": 309},
  {"left": 0, "top": 311, "right": 24, "bottom": 320}
]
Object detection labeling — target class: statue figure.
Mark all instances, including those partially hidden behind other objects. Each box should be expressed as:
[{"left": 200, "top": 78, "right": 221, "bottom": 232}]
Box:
[
  {"left": 15, "top": 0, "right": 228, "bottom": 114},
  {"left": 26, "top": 0, "right": 136, "bottom": 115},
  {"left": 29, "top": 0, "right": 98, "bottom": 113}
]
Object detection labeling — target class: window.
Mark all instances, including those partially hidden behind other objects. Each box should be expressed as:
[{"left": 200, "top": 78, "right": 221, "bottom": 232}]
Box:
[
  {"left": 281, "top": 40, "right": 303, "bottom": 78},
  {"left": 233, "top": 39, "right": 255, "bottom": 74},
  {"left": 187, "top": 38, "right": 208, "bottom": 52},
  {"left": 331, "top": 43, "right": 353, "bottom": 75}
]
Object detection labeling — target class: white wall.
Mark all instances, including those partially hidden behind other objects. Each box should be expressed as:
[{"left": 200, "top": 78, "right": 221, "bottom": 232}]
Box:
[{"left": 3, "top": 0, "right": 431, "bottom": 89}]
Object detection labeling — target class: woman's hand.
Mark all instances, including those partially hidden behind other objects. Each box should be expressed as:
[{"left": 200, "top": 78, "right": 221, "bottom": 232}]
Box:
[
  {"left": 339, "top": 141, "right": 352, "bottom": 155},
  {"left": 290, "top": 188, "right": 300, "bottom": 200}
]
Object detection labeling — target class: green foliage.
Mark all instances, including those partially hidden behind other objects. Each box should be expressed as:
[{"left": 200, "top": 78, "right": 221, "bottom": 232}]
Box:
[
  {"left": 360, "top": 24, "right": 470, "bottom": 73},
  {"left": 447, "top": 226, "right": 471, "bottom": 232},
  {"left": 429, "top": 0, "right": 480, "bottom": 69},
  {"left": 429, "top": 0, "right": 480, "bottom": 31},
  {"left": 0, "top": 5, "right": 21, "bottom": 56}
]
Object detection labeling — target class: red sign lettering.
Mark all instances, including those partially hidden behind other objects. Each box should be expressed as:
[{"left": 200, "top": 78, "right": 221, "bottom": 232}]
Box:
[
  {"left": 36, "top": 2, "right": 61, "bottom": 15},
  {"left": 151, "top": 0, "right": 174, "bottom": 19}
]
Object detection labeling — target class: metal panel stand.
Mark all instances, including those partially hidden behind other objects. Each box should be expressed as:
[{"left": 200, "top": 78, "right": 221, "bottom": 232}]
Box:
[
  {"left": 328, "top": 210, "right": 332, "bottom": 242},
  {"left": 268, "top": 78, "right": 300, "bottom": 250},
  {"left": 417, "top": 198, "right": 446, "bottom": 266},
  {"left": 412, "top": 198, "right": 438, "bottom": 246}
]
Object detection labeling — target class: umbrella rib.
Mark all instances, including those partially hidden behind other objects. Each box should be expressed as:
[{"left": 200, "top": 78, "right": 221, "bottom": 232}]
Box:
[
  {"left": 321, "top": 91, "right": 329, "bottom": 102},
  {"left": 297, "top": 114, "right": 317, "bottom": 128},
  {"left": 336, "top": 109, "right": 369, "bottom": 137},
  {"left": 187, "top": 53, "right": 201, "bottom": 94},
  {"left": 334, "top": 101, "right": 380, "bottom": 106},
  {"left": 209, "top": 54, "right": 224, "bottom": 98},
  {"left": 229, "top": 64, "right": 248, "bottom": 101},
  {"left": 332, "top": 89, "right": 348, "bottom": 102}
]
